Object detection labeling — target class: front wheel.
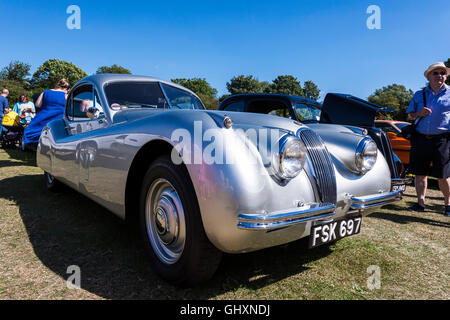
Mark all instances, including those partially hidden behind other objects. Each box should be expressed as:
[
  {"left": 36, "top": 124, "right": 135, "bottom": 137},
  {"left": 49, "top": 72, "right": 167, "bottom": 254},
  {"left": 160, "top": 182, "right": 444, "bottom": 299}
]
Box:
[{"left": 139, "top": 155, "right": 222, "bottom": 286}]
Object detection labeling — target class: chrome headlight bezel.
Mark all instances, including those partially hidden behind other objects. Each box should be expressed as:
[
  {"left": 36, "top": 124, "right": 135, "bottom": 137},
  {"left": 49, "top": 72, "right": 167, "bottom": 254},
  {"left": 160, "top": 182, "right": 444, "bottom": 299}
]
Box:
[
  {"left": 355, "top": 137, "right": 377, "bottom": 174},
  {"left": 272, "top": 135, "right": 307, "bottom": 181}
]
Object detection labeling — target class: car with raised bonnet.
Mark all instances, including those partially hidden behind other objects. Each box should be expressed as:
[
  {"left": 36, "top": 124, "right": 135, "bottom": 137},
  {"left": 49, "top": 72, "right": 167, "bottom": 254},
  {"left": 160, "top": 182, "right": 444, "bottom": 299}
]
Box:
[{"left": 37, "top": 74, "right": 402, "bottom": 286}]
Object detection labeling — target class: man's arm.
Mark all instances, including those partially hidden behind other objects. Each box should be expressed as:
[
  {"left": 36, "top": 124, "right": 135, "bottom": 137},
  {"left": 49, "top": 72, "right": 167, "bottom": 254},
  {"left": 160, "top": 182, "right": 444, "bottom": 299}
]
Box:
[
  {"left": 407, "top": 107, "right": 432, "bottom": 121},
  {"left": 406, "top": 90, "right": 432, "bottom": 121}
]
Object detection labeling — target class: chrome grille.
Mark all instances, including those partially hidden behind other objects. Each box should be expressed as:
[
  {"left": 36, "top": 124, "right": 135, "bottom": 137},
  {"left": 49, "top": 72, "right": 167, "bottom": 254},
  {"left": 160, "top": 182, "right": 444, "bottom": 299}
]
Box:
[{"left": 298, "top": 129, "right": 337, "bottom": 204}]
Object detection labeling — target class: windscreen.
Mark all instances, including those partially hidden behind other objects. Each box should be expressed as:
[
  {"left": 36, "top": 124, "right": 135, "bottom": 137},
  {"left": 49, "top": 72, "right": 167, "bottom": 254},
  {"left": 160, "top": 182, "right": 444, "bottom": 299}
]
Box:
[{"left": 104, "top": 82, "right": 168, "bottom": 109}]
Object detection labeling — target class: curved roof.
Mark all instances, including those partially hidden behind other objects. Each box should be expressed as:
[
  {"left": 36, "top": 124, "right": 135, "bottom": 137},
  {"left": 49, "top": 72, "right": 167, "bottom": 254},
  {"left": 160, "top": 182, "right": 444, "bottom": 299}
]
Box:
[{"left": 74, "top": 74, "right": 199, "bottom": 98}]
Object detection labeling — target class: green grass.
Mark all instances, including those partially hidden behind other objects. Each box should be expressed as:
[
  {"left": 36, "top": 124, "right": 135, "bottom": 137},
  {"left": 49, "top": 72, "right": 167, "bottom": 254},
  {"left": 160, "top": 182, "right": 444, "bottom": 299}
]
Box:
[{"left": 0, "top": 148, "right": 449, "bottom": 300}]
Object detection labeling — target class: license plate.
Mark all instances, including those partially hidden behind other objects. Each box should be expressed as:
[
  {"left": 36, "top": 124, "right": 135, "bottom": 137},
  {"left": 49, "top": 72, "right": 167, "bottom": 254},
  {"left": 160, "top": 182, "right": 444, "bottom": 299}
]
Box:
[
  {"left": 391, "top": 184, "right": 406, "bottom": 192},
  {"left": 309, "top": 216, "right": 362, "bottom": 248}
]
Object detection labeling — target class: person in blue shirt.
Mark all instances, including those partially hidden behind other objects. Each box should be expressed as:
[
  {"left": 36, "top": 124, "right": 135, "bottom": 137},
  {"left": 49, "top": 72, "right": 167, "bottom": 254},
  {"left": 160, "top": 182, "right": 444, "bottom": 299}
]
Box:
[
  {"left": 0, "top": 88, "right": 9, "bottom": 138},
  {"left": 406, "top": 62, "right": 450, "bottom": 216},
  {"left": 12, "top": 94, "right": 36, "bottom": 125}
]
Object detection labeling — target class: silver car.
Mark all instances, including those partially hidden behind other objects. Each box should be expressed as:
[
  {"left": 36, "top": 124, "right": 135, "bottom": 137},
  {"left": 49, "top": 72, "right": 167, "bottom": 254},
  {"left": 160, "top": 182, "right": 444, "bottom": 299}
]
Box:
[{"left": 37, "top": 74, "right": 402, "bottom": 286}]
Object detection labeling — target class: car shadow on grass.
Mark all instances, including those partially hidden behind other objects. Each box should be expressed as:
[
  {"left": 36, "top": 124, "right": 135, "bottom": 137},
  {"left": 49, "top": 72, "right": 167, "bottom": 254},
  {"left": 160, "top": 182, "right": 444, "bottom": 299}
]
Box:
[
  {"left": 369, "top": 204, "right": 450, "bottom": 228},
  {"left": 1, "top": 174, "right": 333, "bottom": 299},
  {"left": 1, "top": 148, "right": 36, "bottom": 167},
  {"left": 402, "top": 192, "right": 445, "bottom": 201}
]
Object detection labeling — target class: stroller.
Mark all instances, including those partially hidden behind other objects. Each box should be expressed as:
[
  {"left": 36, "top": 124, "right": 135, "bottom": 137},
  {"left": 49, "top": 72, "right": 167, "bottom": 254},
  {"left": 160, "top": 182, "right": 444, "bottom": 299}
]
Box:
[{"left": 1, "top": 111, "right": 25, "bottom": 150}]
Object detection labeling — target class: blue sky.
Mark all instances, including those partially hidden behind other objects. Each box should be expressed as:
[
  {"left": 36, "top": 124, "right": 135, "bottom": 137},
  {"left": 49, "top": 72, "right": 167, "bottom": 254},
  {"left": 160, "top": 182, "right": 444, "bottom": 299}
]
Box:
[{"left": 1, "top": 0, "right": 449, "bottom": 100}]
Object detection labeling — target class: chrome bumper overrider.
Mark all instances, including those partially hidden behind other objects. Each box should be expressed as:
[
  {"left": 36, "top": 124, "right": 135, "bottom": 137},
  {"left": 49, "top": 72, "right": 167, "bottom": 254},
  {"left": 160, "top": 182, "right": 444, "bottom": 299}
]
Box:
[
  {"left": 237, "top": 190, "right": 402, "bottom": 231},
  {"left": 350, "top": 190, "right": 402, "bottom": 210},
  {"left": 237, "top": 203, "right": 336, "bottom": 231}
]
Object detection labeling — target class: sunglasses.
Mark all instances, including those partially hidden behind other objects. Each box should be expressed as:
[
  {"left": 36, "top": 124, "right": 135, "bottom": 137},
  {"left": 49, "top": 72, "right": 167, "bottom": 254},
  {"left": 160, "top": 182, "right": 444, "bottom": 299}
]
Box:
[{"left": 432, "top": 71, "right": 446, "bottom": 76}]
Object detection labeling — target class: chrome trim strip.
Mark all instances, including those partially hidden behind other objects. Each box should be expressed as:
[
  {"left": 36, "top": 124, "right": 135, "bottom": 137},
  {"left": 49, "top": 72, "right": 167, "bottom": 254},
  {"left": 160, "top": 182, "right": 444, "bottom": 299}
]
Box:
[
  {"left": 351, "top": 190, "right": 402, "bottom": 210},
  {"left": 237, "top": 203, "right": 336, "bottom": 231}
]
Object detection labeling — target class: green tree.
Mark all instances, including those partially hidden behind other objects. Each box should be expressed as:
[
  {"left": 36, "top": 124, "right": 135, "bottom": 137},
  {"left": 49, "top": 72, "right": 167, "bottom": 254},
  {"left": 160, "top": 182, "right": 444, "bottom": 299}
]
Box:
[
  {"left": 265, "top": 75, "right": 304, "bottom": 96},
  {"left": 171, "top": 78, "right": 219, "bottom": 110},
  {"left": 445, "top": 58, "right": 450, "bottom": 86},
  {"left": 171, "top": 78, "right": 218, "bottom": 97},
  {"left": 197, "top": 94, "right": 219, "bottom": 110},
  {"left": 0, "top": 79, "right": 32, "bottom": 106},
  {"left": 226, "top": 75, "right": 266, "bottom": 94},
  {"left": 219, "top": 94, "right": 230, "bottom": 102},
  {"left": 303, "top": 80, "right": 320, "bottom": 101},
  {"left": 31, "top": 59, "right": 87, "bottom": 90},
  {"left": 368, "top": 84, "right": 414, "bottom": 121},
  {"left": 0, "top": 61, "right": 31, "bottom": 86},
  {"left": 96, "top": 64, "right": 132, "bottom": 74}
]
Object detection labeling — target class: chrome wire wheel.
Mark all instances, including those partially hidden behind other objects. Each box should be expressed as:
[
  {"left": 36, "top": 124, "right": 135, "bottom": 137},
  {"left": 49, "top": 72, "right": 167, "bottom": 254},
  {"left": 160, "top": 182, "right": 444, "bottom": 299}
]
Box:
[{"left": 145, "top": 178, "right": 186, "bottom": 265}]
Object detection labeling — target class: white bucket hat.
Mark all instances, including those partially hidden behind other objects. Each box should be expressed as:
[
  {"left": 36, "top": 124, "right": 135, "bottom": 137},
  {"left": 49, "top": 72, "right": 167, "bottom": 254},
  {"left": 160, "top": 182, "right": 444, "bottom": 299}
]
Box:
[{"left": 424, "top": 62, "right": 450, "bottom": 78}]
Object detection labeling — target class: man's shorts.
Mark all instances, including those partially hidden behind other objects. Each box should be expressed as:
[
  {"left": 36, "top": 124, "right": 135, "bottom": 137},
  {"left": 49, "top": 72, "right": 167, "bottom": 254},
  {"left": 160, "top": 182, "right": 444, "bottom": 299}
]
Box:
[{"left": 409, "top": 133, "right": 450, "bottom": 179}]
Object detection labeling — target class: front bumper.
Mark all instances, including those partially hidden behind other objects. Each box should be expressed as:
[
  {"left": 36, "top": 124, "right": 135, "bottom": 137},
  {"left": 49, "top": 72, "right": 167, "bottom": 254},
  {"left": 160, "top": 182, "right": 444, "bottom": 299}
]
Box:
[
  {"left": 237, "top": 203, "right": 336, "bottom": 231},
  {"left": 237, "top": 190, "right": 402, "bottom": 231},
  {"left": 350, "top": 190, "right": 402, "bottom": 210}
]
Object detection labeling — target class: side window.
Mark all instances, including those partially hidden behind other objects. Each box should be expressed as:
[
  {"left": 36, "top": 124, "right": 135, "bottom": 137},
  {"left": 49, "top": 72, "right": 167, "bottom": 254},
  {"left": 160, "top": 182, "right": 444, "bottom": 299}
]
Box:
[
  {"left": 267, "top": 108, "right": 290, "bottom": 118},
  {"left": 69, "top": 84, "right": 105, "bottom": 121},
  {"left": 71, "top": 84, "right": 93, "bottom": 120},
  {"left": 247, "top": 100, "right": 291, "bottom": 119},
  {"left": 223, "top": 101, "right": 246, "bottom": 112},
  {"left": 295, "top": 103, "right": 321, "bottom": 122}
]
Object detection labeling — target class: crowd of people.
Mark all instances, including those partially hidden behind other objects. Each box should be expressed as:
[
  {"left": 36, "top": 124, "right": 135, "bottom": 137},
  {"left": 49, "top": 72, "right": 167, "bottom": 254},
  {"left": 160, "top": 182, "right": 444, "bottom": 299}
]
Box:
[{"left": 0, "top": 78, "right": 70, "bottom": 149}]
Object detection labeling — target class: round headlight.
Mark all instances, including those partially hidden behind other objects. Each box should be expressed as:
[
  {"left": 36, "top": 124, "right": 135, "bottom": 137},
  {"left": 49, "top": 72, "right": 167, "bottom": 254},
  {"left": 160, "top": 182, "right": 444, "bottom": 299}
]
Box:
[
  {"left": 355, "top": 138, "right": 377, "bottom": 174},
  {"left": 274, "top": 135, "right": 307, "bottom": 180}
]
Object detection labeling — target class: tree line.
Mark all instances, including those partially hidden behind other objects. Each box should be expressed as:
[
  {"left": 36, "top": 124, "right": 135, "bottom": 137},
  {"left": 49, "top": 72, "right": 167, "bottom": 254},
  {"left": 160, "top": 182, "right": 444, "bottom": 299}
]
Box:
[{"left": 1, "top": 58, "right": 449, "bottom": 121}]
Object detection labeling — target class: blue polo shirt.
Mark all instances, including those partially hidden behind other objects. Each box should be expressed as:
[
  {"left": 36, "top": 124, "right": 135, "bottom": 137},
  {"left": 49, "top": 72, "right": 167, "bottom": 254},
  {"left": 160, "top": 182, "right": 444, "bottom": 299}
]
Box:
[
  {"left": 0, "top": 95, "right": 8, "bottom": 120},
  {"left": 406, "top": 84, "right": 450, "bottom": 135}
]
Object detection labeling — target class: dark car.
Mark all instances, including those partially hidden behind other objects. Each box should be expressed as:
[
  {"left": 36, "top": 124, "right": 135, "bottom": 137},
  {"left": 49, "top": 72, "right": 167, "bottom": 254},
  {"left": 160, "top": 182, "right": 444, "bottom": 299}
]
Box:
[{"left": 219, "top": 93, "right": 406, "bottom": 184}]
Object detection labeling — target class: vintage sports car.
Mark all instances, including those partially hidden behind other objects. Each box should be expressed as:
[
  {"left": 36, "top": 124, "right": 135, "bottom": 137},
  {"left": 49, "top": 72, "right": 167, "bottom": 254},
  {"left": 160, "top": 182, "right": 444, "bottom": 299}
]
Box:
[
  {"left": 374, "top": 120, "right": 411, "bottom": 166},
  {"left": 37, "top": 75, "right": 402, "bottom": 286}
]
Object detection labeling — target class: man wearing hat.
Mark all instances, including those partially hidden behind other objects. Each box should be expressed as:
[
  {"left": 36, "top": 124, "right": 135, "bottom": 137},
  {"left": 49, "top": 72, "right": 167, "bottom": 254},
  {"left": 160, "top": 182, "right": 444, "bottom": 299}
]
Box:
[{"left": 406, "top": 62, "right": 450, "bottom": 216}]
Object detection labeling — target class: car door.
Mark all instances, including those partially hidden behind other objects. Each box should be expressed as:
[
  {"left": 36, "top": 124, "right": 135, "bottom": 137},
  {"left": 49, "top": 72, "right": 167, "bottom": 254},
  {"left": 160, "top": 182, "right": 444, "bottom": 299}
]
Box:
[
  {"left": 49, "top": 85, "right": 93, "bottom": 189},
  {"left": 61, "top": 83, "right": 108, "bottom": 191}
]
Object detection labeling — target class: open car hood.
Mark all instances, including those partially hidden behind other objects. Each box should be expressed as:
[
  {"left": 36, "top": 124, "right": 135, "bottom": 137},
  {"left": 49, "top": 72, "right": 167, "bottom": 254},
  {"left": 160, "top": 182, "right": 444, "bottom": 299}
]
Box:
[{"left": 320, "top": 93, "right": 394, "bottom": 127}]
